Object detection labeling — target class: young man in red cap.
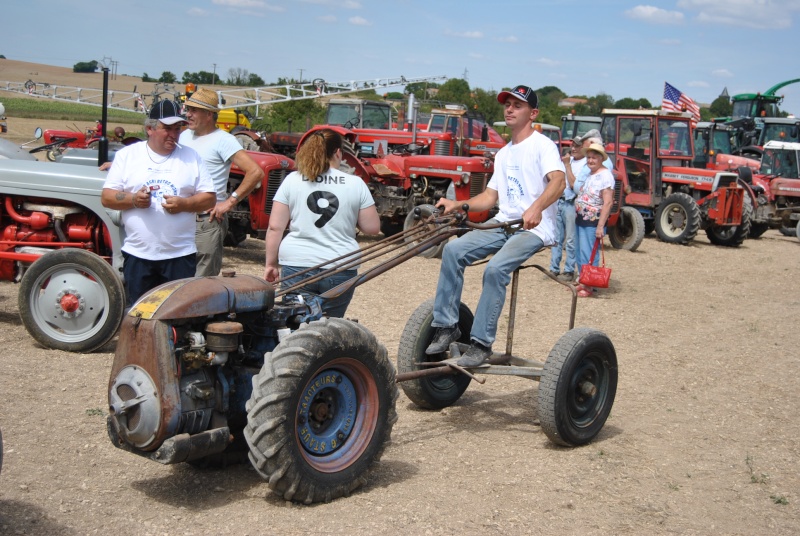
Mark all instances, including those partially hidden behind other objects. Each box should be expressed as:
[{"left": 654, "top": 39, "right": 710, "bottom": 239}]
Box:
[{"left": 426, "top": 85, "right": 566, "bottom": 367}]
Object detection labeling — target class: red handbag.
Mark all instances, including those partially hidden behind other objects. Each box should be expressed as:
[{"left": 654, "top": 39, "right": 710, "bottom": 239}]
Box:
[{"left": 579, "top": 238, "right": 611, "bottom": 288}]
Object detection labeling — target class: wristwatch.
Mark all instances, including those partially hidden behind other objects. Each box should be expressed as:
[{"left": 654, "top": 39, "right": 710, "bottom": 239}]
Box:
[{"left": 230, "top": 191, "right": 239, "bottom": 203}]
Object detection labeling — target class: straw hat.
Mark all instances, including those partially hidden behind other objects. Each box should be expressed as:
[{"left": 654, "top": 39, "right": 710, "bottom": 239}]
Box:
[
  {"left": 184, "top": 88, "right": 220, "bottom": 112},
  {"left": 585, "top": 142, "right": 608, "bottom": 161}
]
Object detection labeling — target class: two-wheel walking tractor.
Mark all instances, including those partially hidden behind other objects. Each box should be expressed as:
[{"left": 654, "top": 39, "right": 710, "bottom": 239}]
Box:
[{"left": 106, "top": 209, "right": 617, "bottom": 504}]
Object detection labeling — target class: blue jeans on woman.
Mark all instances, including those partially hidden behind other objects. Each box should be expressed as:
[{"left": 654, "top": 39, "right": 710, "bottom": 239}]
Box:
[
  {"left": 431, "top": 220, "right": 545, "bottom": 348},
  {"left": 549, "top": 198, "right": 577, "bottom": 275},
  {"left": 281, "top": 266, "right": 358, "bottom": 318},
  {"left": 575, "top": 223, "right": 604, "bottom": 274}
]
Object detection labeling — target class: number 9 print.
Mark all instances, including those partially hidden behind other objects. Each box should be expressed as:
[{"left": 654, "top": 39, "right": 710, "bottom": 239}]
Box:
[{"left": 306, "top": 191, "right": 340, "bottom": 228}]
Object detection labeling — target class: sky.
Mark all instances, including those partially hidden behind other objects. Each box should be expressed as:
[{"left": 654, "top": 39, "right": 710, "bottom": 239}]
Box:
[{"left": 2, "top": 0, "right": 800, "bottom": 116}]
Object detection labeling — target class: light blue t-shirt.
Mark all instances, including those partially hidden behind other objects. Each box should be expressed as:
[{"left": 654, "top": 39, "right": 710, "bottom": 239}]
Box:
[{"left": 179, "top": 128, "right": 243, "bottom": 202}]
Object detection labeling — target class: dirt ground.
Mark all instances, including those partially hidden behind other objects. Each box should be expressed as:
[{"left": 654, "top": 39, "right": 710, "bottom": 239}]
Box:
[{"left": 2, "top": 60, "right": 800, "bottom": 535}]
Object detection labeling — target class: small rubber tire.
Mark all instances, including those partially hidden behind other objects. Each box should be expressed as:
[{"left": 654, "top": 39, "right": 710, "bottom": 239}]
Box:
[
  {"left": 538, "top": 328, "right": 618, "bottom": 447},
  {"left": 397, "top": 298, "right": 474, "bottom": 409},
  {"left": 608, "top": 206, "right": 645, "bottom": 251}
]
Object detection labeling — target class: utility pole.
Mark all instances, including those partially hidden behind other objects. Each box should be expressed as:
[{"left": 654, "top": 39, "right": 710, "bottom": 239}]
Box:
[
  {"left": 298, "top": 68, "right": 304, "bottom": 83},
  {"left": 212, "top": 63, "right": 217, "bottom": 86}
]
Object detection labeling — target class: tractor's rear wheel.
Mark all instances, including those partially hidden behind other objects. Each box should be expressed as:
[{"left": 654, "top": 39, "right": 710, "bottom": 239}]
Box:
[
  {"left": 654, "top": 193, "right": 701, "bottom": 245},
  {"left": 538, "top": 328, "right": 618, "bottom": 447},
  {"left": 705, "top": 200, "right": 752, "bottom": 247},
  {"left": 244, "top": 318, "right": 397, "bottom": 504},
  {"left": 19, "top": 249, "right": 124, "bottom": 352},
  {"left": 403, "top": 204, "right": 446, "bottom": 259},
  {"left": 608, "top": 207, "right": 645, "bottom": 251},
  {"left": 397, "top": 298, "right": 474, "bottom": 409}
]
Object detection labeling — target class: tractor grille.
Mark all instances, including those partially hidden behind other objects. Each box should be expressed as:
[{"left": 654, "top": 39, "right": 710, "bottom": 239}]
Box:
[
  {"left": 115, "top": 384, "right": 139, "bottom": 429},
  {"left": 470, "top": 172, "right": 489, "bottom": 198},
  {"left": 265, "top": 169, "right": 291, "bottom": 215},
  {"left": 433, "top": 140, "right": 454, "bottom": 156},
  {"left": 611, "top": 178, "right": 623, "bottom": 213}
]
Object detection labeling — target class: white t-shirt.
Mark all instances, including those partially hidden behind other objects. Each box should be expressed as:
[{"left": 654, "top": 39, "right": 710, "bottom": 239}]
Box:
[
  {"left": 275, "top": 168, "right": 375, "bottom": 268},
  {"left": 487, "top": 131, "right": 565, "bottom": 244},
  {"left": 104, "top": 142, "right": 215, "bottom": 260},
  {"left": 179, "top": 128, "right": 243, "bottom": 201}
]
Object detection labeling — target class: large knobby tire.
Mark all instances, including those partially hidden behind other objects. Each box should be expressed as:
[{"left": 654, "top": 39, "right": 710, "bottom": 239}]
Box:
[
  {"left": 403, "top": 204, "right": 446, "bottom": 259},
  {"left": 244, "top": 318, "right": 398, "bottom": 504},
  {"left": 397, "top": 298, "right": 474, "bottom": 409},
  {"left": 608, "top": 206, "right": 645, "bottom": 251},
  {"left": 654, "top": 192, "right": 701, "bottom": 245},
  {"left": 18, "top": 249, "right": 125, "bottom": 352},
  {"left": 538, "top": 328, "right": 618, "bottom": 447},
  {"left": 705, "top": 199, "right": 752, "bottom": 247}
]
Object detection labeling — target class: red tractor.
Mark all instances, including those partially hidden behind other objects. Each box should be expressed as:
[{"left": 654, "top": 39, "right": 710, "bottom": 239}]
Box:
[
  {"left": 601, "top": 109, "right": 751, "bottom": 249},
  {"left": 743, "top": 140, "right": 800, "bottom": 240}
]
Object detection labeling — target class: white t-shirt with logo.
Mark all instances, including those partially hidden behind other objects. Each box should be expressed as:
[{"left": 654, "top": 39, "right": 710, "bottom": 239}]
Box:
[
  {"left": 275, "top": 168, "right": 375, "bottom": 268},
  {"left": 487, "top": 131, "right": 565, "bottom": 244},
  {"left": 104, "top": 142, "right": 215, "bottom": 260}
]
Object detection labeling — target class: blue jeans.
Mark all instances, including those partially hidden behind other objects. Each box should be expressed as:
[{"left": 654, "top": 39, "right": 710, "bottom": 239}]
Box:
[
  {"left": 122, "top": 251, "right": 196, "bottom": 306},
  {"left": 281, "top": 266, "right": 358, "bottom": 318},
  {"left": 431, "top": 220, "right": 545, "bottom": 347},
  {"left": 575, "top": 224, "right": 604, "bottom": 273},
  {"left": 549, "top": 199, "right": 577, "bottom": 274}
]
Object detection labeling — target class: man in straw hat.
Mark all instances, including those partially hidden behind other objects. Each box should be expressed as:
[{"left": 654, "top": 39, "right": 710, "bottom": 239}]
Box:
[
  {"left": 425, "top": 84, "right": 566, "bottom": 367},
  {"left": 102, "top": 100, "right": 216, "bottom": 305},
  {"left": 180, "top": 87, "right": 264, "bottom": 276}
]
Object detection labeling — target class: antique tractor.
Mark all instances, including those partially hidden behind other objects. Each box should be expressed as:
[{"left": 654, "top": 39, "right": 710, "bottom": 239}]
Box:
[
  {"left": 106, "top": 210, "right": 617, "bottom": 503},
  {"left": 743, "top": 140, "right": 800, "bottom": 240}
]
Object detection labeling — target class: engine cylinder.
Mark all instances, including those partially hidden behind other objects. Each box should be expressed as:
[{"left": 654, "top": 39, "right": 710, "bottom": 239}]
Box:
[{"left": 205, "top": 321, "right": 243, "bottom": 352}]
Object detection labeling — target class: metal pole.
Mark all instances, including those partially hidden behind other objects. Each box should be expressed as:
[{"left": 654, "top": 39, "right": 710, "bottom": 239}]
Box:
[
  {"left": 99, "top": 67, "right": 109, "bottom": 166},
  {"left": 212, "top": 64, "right": 216, "bottom": 86}
]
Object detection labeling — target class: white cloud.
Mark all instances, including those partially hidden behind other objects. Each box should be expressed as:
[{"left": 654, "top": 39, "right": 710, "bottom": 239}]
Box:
[
  {"left": 187, "top": 7, "right": 208, "bottom": 16},
  {"left": 494, "top": 35, "right": 519, "bottom": 43},
  {"left": 445, "top": 30, "right": 484, "bottom": 39},
  {"left": 687, "top": 80, "right": 710, "bottom": 88},
  {"left": 317, "top": 14, "right": 337, "bottom": 23},
  {"left": 678, "top": 0, "right": 799, "bottom": 29},
  {"left": 298, "top": 0, "right": 361, "bottom": 6},
  {"left": 213, "top": 0, "right": 264, "bottom": 7},
  {"left": 625, "top": 5, "right": 685, "bottom": 24},
  {"left": 469, "top": 52, "right": 485, "bottom": 59},
  {"left": 712, "top": 68, "right": 733, "bottom": 77},
  {"left": 349, "top": 16, "right": 371, "bottom": 26},
  {"left": 537, "top": 58, "right": 560, "bottom": 67}
]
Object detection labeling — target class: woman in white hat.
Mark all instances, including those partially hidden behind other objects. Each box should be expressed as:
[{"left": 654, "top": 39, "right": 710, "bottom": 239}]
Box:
[{"left": 574, "top": 143, "right": 614, "bottom": 297}]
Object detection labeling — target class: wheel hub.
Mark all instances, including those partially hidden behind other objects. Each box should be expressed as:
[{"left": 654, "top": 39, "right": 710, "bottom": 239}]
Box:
[
  {"left": 297, "top": 370, "right": 357, "bottom": 456},
  {"left": 56, "top": 288, "right": 84, "bottom": 317}
]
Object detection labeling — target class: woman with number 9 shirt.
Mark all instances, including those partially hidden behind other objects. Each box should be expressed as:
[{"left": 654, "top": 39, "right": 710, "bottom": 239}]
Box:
[{"left": 264, "top": 129, "right": 380, "bottom": 317}]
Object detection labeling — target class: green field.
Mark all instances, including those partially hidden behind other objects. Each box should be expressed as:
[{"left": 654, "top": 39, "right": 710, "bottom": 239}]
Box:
[{"left": 0, "top": 96, "right": 143, "bottom": 123}]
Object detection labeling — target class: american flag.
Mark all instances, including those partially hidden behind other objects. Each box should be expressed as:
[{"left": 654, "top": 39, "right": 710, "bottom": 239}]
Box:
[{"left": 662, "top": 82, "right": 701, "bottom": 126}]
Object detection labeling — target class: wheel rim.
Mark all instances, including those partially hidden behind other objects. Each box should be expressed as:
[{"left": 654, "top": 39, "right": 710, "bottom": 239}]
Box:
[
  {"left": 295, "top": 357, "right": 378, "bottom": 472},
  {"left": 567, "top": 353, "right": 610, "bottom": 429},
  {"left": 27, "top": 263, "right": 112, "bottom": 344},
  {"left": 660, "top": 203, "right": 687, "bottom": 238}
]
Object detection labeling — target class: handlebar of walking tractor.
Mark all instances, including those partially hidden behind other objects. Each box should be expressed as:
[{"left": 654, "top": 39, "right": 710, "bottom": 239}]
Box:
[{"left": 273, "top": 205, "right": 578, "bottom": 329}]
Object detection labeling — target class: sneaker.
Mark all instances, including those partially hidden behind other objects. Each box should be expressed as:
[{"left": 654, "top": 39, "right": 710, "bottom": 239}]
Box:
[
  {"left": 549, "top": 270, "right": 560, "bottom": 278},
  {"left": 456, "top": 342, "right": 493, "bottom": 367},
  {"left": 425, "top": 326, "right": 461, "bottom": 355},
  {"left": 558, "top": 272, "right": 575, "bottom": 282}
]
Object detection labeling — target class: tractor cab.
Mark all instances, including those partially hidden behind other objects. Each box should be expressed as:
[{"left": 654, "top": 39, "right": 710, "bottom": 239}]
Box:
[
  {"left": 601, "top": 109, "right": 694, "bottom": 209},
  {"left": 426, "top": 105, "right": 505, "bottom": 157},
  {"left": 693, "top": 122, "right": 735, "bottom": 168},
  {"left": 326, "top": 98, "right": 393, "bottom": 129},
  {"left": 561, "top": 114, "right": 601, "bottom": 153},
  {"left": 760, "top": 141, "right": 800, "bottom": 178}
]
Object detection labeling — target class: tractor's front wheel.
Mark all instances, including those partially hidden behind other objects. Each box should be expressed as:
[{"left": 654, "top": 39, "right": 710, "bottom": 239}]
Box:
[
  {"left": 654, "top": 192, "right": 701, "bottom": 245},
  {"left": 244, "top": 318, "right": 398, "bottom": 504},
  {"left": 18, "top": 249, "right": 124, "bottom": 352},
  {"left": 705, "top": 199, "right": 752, "bottom": 247},
  {"left": 608, "top": 207, "right": 645, "bottom": 251},
  {"left": 538, "top": 328, "right": 618, "bottom": 447}
]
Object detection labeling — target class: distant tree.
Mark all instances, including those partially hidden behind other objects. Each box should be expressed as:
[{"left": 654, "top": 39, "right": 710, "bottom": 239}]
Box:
[
  {"left": 435, "top": 78, "right": 471, "bottom": 105},
  {"left": 246, "top": 73, "right": 265, "bottom": 87},
  {"left": 227, "top": 67, "right": 249, "bottom": 86},
  {"left": 535, "top": 85, "right": 567, "bottom": 105},
  {"left": 405, "top": 81, "right": 441, "bottom": 101},
  {"left": 259, "top": 98, "right": 325, "bottom": 133},
  {"left": 709, "top": 95, "right": 732, "bottom": 118},
  {"left": 472, "top": 87, "right": 504, "bottom": 125},
  {"left": 142, "top": 73, "right": 156, "bottom": 82},
  {"left": 159, "top": 71, "right": 177, "bottom": 83},
  {"left": 615, "top": 97, "right": 653, "bottom": 109},
  {"left": 0, "top": 55, "right": 6, "bottom": 59},
  {"left": 73, "top": 60, "right": 99, "bottom": 73},
  {"left": 385, "top": 91, "right": 404, "bottom": 100},
  {"left": 182, "top": 71, "right": 217, "bottom": 85}
]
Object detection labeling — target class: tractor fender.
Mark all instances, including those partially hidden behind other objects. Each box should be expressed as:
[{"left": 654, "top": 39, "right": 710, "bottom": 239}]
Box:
[{"left": 299, "top": 125, "right": 357, "bottom": 148}]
